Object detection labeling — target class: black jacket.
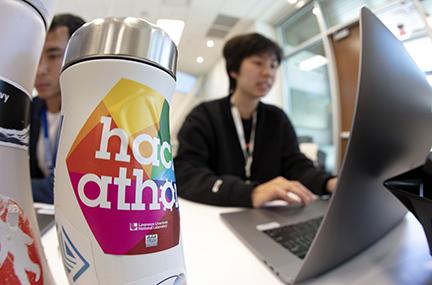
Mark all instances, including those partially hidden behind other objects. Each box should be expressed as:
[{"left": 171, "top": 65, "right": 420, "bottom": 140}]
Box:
[
  {"left": 174, "top": 95, "right": 331, "bottom": 207},
  {"left": 29, "top": 96, "right": 45, "bottom": 179}
]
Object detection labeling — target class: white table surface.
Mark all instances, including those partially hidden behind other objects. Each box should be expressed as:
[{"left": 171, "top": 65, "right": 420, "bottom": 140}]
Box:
[{"left": 41, "top": 198, "right": 432, "bottom": 284}]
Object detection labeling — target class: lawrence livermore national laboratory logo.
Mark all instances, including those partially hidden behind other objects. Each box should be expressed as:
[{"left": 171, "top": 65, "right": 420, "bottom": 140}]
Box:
[{"left": 66, "top": 78, "right": 180, "bottom": 255}]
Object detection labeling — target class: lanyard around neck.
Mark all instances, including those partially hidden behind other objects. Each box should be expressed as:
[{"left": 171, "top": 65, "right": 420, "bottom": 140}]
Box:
[
  {"left": 41, "top": 108, "right": 60, "bottom": 173},
  {"left": 230, "top": 103, "right": 257, "bottom": 181}
]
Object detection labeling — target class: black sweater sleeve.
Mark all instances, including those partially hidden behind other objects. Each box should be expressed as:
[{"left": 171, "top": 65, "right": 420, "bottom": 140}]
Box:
[
  {"left": 280, "top": 112, "right": 332, "bottom": 195},
  {"left": 174, "top": 104, "right": 256, "bottom": 207}
]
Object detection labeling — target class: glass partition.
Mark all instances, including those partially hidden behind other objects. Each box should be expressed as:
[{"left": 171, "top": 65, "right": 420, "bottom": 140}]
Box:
[
  {"left": 283, "top": 41, "right": 334, "bottom": 171},
  {"left": 377, "top": 0, "right": 427, "bottom": 40},
  {"left": 277, "top": 0, "right": 432, "bottom": 172},
  {"left": 320, "top": 0, "right": 395, "bottom": 28},
  {"left": 403, "top": 36, "right": 432, "bottom": 71},
  {"left": 280, "top": 3, "right": 321, "bottom": 53},
  {"left": 376, "top": 1, "right": 432, "bottom": 83},
  {"left": 421, "top": 0, "right": 432, "bottom": 15}
]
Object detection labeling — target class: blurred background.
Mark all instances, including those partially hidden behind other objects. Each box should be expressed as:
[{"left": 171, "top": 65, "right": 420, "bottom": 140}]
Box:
[{"left": 54, "top": 0, "right": 432, "bottom": 174}]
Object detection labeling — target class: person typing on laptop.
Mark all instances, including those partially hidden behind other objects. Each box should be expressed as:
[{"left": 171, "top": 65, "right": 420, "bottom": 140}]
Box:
[{"left": 174, "top": 33, "right": 337, "bottom": 208}]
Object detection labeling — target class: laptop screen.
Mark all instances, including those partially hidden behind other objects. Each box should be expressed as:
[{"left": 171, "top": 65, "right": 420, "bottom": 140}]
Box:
[{"left": 295, "top": 7, "right": 432, "bottom": 282}]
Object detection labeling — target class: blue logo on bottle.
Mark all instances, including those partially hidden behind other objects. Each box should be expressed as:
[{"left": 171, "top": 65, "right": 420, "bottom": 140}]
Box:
[{"left": 58, "top": 225, "right": 90, "bottom": 282}]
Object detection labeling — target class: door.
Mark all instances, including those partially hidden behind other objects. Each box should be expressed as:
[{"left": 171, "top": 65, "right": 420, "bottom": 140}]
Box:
[{"left": 331, "top": 23, "right": 361, "bottom": 165}]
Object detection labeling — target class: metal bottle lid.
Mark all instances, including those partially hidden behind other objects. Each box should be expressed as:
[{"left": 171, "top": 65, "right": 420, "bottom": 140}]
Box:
[
  {"left": 22, "top": 0, "right": 55, "bottom": 30},
  {"left": 62, "top": 17, "right": 178, "bottom": 79}
]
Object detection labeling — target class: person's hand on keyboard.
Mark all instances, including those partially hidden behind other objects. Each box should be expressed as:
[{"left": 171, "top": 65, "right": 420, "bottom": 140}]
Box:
[
  {"left": 251, "top": 176, "right": 317, "bottom": 208},
  {"left": 326, "top": 177, "right": 337, "bottom": 193}
]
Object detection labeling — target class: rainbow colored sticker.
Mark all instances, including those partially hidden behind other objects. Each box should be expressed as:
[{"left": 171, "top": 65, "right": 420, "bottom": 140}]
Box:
[{"left": 66, "top": 78, "right": 180, "bottom": 255}]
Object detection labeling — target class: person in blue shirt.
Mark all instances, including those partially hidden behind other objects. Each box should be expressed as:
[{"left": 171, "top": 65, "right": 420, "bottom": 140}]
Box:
[{"left": 30, "top": 14, "right": 85, "bottom": 204}]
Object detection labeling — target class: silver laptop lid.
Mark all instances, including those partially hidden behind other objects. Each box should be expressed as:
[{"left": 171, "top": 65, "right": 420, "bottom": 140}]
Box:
[{"left": 295, "top": 7, "right": 432, "bottom": 283}]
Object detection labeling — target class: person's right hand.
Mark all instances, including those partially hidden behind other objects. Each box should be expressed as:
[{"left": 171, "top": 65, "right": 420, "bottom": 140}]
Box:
[{"left": 251, "top": 176, "right": 317, "bottom": 208}]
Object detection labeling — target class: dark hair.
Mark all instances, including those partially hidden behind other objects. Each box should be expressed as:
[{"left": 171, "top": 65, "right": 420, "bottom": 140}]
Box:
[
  {"left": 222, "top": 33, "right": 283, "bottom": 94},
  {"left": 49, "top": 14, "right": 86, "bottom": 38}
]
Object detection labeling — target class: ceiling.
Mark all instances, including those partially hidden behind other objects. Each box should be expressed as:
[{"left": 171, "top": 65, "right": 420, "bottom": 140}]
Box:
[{"left": 54, "top": 0, "right": 300, "bottom": 76}]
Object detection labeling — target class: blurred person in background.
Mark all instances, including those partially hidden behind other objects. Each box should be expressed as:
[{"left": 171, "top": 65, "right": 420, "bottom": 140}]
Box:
[
  {"left": 30, "top": 14, "right": 85, "bottom": 204},
  {"left": 174, "top": 33, "right": 337, "bottom": 208}
]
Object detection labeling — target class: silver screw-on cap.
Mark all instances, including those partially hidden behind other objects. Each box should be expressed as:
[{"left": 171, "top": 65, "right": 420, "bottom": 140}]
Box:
[{"left": 62, "top": 17, "right": 178, "bottom": 78}]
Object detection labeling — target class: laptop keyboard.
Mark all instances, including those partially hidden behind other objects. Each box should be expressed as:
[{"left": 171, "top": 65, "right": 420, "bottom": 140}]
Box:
[{"left": 263, "top": 216, "right": 323, "bottom": 259}]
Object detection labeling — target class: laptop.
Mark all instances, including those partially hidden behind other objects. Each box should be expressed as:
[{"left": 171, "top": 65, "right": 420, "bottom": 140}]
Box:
[{"left": 221, "top": 7, "right": 432, "bottom": 284}]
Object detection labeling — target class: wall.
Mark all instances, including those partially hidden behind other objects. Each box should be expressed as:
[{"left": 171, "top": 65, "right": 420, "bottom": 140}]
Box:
[{"left": 200, "top": 59, "right": 228, "bottom": 99}]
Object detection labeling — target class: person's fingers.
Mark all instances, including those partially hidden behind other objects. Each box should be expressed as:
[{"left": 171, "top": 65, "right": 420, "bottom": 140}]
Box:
[
  {"left": 274, "top": 188, "right": 295, "bottom": 203},
  {"left": 260, "top": 186, "right": 288, "bottom": 203},
  {"left": 294, "top": 181, "right": 317, "bottom": 201},
  {"left": 286, "top": 192, "right": 302, "bottom": 204},
  {"left": 253, "top": 184, "right": 282, "bottom": 207},
  {"left": 272, "top": 188, "right": 303, "bottom": 205},
  {"left": 284, "top": 181, "right": 315, "bottom": 204},
  {"left": 254, "top": 178, "right": 318, "bottom": 207},
  {"left": 326, "top": 178, "right": 337, "bottom": 192}
]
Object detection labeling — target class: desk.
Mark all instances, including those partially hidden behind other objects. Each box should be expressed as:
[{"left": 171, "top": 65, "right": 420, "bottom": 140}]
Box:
[{"left": 42, "top": 198, "right": 432, "bottom": 284}]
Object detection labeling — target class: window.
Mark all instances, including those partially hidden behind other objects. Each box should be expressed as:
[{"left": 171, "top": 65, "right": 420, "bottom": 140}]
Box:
[
  {"left": 421, "top": 0, "right": 432, "bottom": 15},
  {"left": 283, "top": 42, "right": 333, "bottom": 145},
  {"left": 175, "top": 71, "right": 197, "bottom": 94},
  {"left": 280, "top": 3, "right": 321, "bottom": 53},
  {"left": 427, "top": 74, "right": 432, "bottom": 85},
  {"left": 377, "top": 0, "right": 427, "bottom": 41},
  {"left": 321, "top": 0, "right": 395, "bottom": 28},
  {"left": 404, "top": 37, "right": 432, "bottom": 72},
  {"left": 377, "top": 1, "right": 432, "bottom": 84},
  {"left": 277, "top": 0, "right": 432, "bottom": 171}
]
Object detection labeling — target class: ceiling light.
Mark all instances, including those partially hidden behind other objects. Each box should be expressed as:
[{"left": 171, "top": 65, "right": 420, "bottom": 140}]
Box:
[
  {"left": 287, "top": 0, "right": 297, "bottom": 4},
  {"left": 196, "top": 56, "right": 204, "bottom": 64},
  {"left": 206, "top": 40, "right": 215, "bottom": 48},
  {"left": 299, "top": 55, "right": 328, "bottom": 71},
  {"left": 156, "top": 19, "right": 185, "bottom": 46},
  {"left": 296, "top": 0, "right": 305, "bottom": 8},
  {"left": 312, "top": 7, "right": 320, "bottom": 16}
]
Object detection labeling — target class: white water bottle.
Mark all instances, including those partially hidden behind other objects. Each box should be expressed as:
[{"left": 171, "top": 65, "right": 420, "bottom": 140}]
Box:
[
  {"left": 55, "top": 17, "right": 186, "bottom": 284},
  {"left": 0, "top": 0, "right": 55, "bottom": 284}
]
